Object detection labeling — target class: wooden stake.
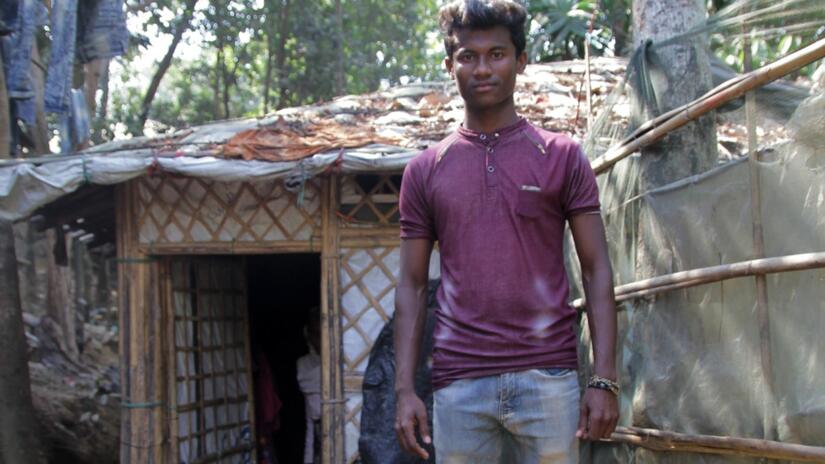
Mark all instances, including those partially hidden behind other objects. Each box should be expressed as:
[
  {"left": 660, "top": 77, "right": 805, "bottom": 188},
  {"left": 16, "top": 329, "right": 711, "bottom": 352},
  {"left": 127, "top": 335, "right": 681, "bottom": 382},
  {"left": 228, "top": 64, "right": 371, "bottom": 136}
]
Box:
[
  {"left": 608, "top": 426, "right": 825, "bottom": 462},
  {"left": 591, "top": 37, "right": 825, "bottom": 174}
]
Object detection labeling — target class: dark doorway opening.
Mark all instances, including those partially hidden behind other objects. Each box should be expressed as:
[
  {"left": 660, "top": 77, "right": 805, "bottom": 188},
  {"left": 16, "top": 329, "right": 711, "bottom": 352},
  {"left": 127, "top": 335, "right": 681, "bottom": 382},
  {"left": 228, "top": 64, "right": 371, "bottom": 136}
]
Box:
[{"left": 247, "top": 254, "right": 321, "bottom": 464}]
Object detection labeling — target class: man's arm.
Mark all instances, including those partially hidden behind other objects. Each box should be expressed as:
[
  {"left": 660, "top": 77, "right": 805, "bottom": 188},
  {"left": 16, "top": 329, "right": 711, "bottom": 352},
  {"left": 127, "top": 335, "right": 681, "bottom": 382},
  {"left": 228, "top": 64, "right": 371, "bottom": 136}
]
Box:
[
  {"left": 569, "top": 213, "right": 619, "bottom": 440},
  {"left": 394, "top": 238, "right": 434, "bottom": 459}
]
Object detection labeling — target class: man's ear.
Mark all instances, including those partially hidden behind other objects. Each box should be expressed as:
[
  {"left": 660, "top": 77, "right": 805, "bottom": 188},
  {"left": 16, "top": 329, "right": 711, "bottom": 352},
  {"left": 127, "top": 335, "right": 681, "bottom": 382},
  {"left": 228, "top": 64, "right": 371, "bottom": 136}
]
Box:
[
  {"left": 444, "top": 56, "right": 454, "bottom": 78},
  {"left": 516, "top": 51, "right": 528, "bottom": 74}
]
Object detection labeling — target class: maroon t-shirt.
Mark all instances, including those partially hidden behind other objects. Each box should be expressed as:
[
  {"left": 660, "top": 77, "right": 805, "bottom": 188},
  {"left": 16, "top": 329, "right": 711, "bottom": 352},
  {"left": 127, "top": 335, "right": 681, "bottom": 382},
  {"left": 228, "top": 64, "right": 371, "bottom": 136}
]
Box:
[{"left": 399, "top": 118, "right": 601, "bottom": 390}]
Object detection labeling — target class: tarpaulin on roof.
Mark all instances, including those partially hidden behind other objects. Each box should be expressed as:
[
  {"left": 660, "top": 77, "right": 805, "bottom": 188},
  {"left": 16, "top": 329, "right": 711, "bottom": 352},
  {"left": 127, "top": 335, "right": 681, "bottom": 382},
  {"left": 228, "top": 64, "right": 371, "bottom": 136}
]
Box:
[
  {"left": 222, "top": 117, "right": 401, "bottom": 161},
  {"left": 0, "top": 145, "right": 416, "bottom": 221}
]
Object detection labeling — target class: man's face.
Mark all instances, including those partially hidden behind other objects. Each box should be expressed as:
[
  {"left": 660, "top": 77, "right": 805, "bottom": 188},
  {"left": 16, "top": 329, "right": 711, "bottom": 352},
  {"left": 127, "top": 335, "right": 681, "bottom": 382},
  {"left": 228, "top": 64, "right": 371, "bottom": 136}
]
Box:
[{"left": 445, "top": 25, "right": 527, "bottom": 112}]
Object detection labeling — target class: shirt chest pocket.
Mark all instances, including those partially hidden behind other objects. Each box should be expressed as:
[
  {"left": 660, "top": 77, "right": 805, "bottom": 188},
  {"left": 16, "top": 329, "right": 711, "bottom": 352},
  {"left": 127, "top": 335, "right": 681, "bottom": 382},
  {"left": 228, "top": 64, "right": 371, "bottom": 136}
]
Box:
[{"left": 515, "top": 186, "right": 543, "bottom": 218}]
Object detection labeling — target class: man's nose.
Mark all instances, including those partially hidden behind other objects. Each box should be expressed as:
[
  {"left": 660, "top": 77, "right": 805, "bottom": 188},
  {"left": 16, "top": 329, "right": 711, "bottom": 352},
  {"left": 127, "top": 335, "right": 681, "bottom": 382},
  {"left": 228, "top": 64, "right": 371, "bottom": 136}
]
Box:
[{"left": 474, "top": 57, "right": 492, "bottom": 78}]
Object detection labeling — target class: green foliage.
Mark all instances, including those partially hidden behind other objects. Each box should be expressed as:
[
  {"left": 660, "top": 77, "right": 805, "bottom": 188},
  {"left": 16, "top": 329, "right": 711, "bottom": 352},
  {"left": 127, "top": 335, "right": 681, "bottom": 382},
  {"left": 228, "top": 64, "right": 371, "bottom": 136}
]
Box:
[
  {"left": 100, "top": 0, "right": 821, "bottom": 140},
  {"left": 107, "top": 0, "right": 443, "bottom": 137},
  {"left": 707, "top": 0, "right": 825, "bottom": 78},
  {"left": 525, "top": 0, "right": 631, "bottom": 62}
]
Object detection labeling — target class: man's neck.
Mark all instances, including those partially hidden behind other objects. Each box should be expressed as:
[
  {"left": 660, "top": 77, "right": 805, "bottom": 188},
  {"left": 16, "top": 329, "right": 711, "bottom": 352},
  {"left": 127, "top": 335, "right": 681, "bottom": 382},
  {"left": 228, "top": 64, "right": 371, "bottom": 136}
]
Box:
[{"left": 463, "top": 100, "right": 519, "bottom": 134}]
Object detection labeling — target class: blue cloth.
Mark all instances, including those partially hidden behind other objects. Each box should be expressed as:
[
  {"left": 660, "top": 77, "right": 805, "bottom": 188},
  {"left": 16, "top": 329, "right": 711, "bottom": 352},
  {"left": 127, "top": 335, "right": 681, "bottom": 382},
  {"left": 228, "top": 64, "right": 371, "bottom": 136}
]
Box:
[
  {"left": 4, "top": 0, "right": 39, "bottom": 100},
  {"left": 433, "top": 368, "right": 580, "bottom": 463},
  {"left": 69, "top": 87, "right": 90, "bottom": 146},
  {"left": 44, "top": 0, "right": 78, "bottom": 114},
  {"left": 2, "top": 0, "right": 46, "bottom": 125},
  {"left": 57, "top": 88, "right": 91, "bottom": 153},
  {"left": 0, "top": 0, "right": 18, "bottom": 35},
  {"left": 77, "top": 0, "right": 127, "bottom": 64}
]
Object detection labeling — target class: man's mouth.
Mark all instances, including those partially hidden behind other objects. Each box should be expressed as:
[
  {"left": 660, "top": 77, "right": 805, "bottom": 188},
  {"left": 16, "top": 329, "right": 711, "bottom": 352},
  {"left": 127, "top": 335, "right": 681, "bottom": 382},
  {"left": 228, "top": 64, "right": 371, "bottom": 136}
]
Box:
[{"left": 473, "top": 82, "right": 497, "bottom": 92}]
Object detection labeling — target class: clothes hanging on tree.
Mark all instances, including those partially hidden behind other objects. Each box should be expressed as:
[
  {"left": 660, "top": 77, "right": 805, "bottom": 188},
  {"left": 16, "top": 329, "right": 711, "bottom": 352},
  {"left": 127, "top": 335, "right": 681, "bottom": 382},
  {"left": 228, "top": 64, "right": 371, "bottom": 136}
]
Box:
[
  {"left": 44, "top": 0, "right": 77, "bottom": 115},
  {"left": 76, "top": 0, "right": 128, "bottom": 64}
]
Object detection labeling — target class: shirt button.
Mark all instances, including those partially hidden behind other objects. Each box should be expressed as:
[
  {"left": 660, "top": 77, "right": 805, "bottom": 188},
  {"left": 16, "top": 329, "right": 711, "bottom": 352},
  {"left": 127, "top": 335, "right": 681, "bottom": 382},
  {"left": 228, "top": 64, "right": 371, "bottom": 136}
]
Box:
[
  {"left": 486, "top": 146, "right": 493, "bottom": 153},
  {"left": 494, "top": 132, "right": 500, "bottom": 138},
  {"left": 480, "top": 134, "right": 487, "bottom": 140},
  {"left": 487, "top": 165, "right": 495, "bottom": 173}
]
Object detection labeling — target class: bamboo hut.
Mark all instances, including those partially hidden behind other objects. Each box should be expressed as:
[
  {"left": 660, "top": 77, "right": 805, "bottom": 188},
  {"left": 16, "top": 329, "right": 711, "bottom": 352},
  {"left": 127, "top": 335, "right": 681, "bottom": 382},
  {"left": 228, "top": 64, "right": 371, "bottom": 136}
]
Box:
[{"left": 3, "top": 49, "right": 825, "bottom": 464}]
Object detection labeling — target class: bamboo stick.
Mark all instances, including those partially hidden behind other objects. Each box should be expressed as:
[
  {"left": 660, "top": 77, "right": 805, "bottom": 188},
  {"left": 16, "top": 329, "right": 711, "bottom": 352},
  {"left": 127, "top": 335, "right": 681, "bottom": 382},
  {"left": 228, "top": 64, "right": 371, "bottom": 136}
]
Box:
[
  {"left": 584, "top": 31, "right": 594, "bottom": 133},
  {"left": 608, "top": 426, "right": 825, "bottom": 462},
  {"left": 743, "top": 30, "right": 777, "bottom": 441},
  {"left": 239, "top": 261, "right": 258, "bottom": 464},
  {"left": 572, "top": 252, "right": 825, "bottom": 309},
  {"left": 140, "top": 241, "right": 320, "bottom": 255},
  {"left": 116, "top": 184, "right": 132, "bottom": 463},
  {"left": 590, "top": 37, "right": 825, "bottom": 174},
  {"left": 164, "top": 259, "right": 179, "bottom": 464},
  {"left": 321, "top": 176, "right": 345, "bottom": 464}
]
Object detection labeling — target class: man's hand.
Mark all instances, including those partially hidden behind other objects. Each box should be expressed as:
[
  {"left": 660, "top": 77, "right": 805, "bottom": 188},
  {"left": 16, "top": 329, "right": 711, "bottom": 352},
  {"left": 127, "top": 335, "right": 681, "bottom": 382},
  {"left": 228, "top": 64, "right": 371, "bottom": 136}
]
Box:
[
  {"left": 576, "top": 387, "right": 619, "bottom": 440},
  {"left": 395, "top": 390, "right": 431, "bottom": 459}
]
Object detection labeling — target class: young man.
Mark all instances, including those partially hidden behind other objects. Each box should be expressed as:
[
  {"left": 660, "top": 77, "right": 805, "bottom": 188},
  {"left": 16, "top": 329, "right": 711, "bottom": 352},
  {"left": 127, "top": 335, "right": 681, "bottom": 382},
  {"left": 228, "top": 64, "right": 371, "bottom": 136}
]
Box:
[{"left": 393, "top": 1, "right": 618, "bottom": 463}]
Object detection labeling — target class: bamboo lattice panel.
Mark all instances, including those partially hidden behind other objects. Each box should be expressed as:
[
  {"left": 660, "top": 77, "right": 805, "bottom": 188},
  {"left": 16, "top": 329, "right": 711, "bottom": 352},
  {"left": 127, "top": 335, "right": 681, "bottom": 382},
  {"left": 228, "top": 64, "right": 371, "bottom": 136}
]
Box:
[
  {"left": 170, "top": 258, "right": 255, "bottom": 464},
  {"left": 339, "top": 246, "right": 441, "bottom": 462},
  {"left": 136, "top": 176, "right": 321, "bottom": 248},
  {"left": 340, "top": 246, "right": 399, "bottom": 464},
  {"left": 345, "top": 392, "right": 363, "bottom": 464},
  {"left": 339, "top": 174, "right": 402, "bottom": 227},
  {"left": 340, "top": 246, "right": 400, "bottom": 374}
]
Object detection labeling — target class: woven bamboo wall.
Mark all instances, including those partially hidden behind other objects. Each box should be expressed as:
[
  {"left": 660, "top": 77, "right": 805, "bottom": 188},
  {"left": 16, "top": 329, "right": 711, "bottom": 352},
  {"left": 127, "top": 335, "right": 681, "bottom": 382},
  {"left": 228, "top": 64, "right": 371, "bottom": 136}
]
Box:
[
  {"left": 134, "top": 176, "right": 322, "bottom": 252},
  {"left": 337, "top": 174, "right": 401, "bottom": 462},
  {"left": 340, "top": 246, "right": 399, "bottom": 463}
]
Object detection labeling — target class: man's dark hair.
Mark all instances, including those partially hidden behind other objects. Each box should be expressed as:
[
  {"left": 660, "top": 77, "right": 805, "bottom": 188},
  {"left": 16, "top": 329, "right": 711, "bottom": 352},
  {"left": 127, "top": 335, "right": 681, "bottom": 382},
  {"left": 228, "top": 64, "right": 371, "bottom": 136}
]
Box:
[{"left": 439, "top": 0, "right": 528, "bottom": 58}]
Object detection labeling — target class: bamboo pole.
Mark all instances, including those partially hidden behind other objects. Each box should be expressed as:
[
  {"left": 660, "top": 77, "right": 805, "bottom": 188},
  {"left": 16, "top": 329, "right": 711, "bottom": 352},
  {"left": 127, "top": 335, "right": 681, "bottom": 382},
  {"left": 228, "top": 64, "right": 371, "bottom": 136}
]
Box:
[
  {"left": 571, "top": 252, "right": 825, "bottom": 309},
  {"left": 743, "top": 30, "right": 776, "bottom": 441},
  {"left": 163, "top": 259, "right": 179, "bottom": 464},
  {"left": 607, "top": 426, "right": 825, "bottom": 462},
  {"left": 584, "top": 32, "right": 594, "bottom": 133},
  {"left": 590, "top": 37, "right": 825, "bottom": 175},
  {"left": 320, "top": 175, "right": 345, "bottom": 464}
]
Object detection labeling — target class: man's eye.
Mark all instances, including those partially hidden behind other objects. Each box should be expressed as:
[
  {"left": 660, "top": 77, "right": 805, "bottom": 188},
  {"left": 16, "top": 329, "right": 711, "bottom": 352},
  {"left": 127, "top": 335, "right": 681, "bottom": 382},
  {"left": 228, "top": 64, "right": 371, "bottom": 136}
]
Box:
[
  {"left": 458, "top": 54, "right": 474, "bottom": 62},
  {"left": 491, "top": 51, "right": 504, "bottom": 59}
]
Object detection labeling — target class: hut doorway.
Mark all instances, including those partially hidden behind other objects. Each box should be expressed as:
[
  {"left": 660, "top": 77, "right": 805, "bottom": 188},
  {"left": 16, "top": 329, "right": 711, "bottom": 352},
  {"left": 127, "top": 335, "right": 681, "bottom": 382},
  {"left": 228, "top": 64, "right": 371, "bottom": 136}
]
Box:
[
  {"left": 248, "top": 254, "right": 321, "bottom": 464},
  {"left": 167, "top": 254, "right": 321, "bottom": 464}
]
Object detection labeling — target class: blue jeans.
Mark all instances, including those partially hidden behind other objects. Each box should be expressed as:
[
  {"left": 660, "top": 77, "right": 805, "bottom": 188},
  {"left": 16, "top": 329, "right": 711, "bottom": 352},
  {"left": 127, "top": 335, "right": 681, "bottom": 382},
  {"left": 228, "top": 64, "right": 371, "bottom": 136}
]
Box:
[
  {"left": 44, "top": 0, "right": 77, "bottom": 114},
  {"left": 434, "top": 368, "right": 579, "bottom": 464},
  {"left": 77, "top": 0, "right": 128, "bottom": 63}
]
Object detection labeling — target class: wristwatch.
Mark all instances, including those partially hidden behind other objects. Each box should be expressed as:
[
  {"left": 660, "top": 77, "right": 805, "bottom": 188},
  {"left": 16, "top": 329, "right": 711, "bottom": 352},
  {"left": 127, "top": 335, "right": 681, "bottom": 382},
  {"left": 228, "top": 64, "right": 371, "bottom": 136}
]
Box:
[{"left": 587, "top": 375, "right": 619, "bottom": 396}]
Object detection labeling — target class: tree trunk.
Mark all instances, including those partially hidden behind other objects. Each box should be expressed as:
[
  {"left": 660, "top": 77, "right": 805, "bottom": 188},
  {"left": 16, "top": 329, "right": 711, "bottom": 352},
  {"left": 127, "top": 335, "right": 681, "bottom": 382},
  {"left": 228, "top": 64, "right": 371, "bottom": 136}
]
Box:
[
  {"left": 604, "top": 0, "right": 629, "bottom": 55},
  {"left": 632, "top": 0, "right": 717, "bottom": 189},
  {"left": 95, "top": 60, "right": 111, "bottom": 143},
  {"left": 46, "top": 228, "right": 79, "bottom": 362},
  {"left": 263, "top": 40, "right": 274, "bottom": 114},
  {"left": 138, "top": 0, "right": 198, "bottom": 132},
  {"left": 28, "top": 42, "right": 50, "bottom": 154},
  {"left": 275, "top": 0, "right": 291, "bottom": 109},
  {"left": 221, "top": 53, "right": 231, "bottom": 118},
  {"left": 0, "top": 220, "right": 45, "bottom": 464},
  {"left": 83, "top": 59, "right": 104, "bottom": 119},
  {"left": 0, "top": 56, "right": 10, "bottom": 158},
  {"left": 334, "top": 0, "right": 345, "bottom": 96}
]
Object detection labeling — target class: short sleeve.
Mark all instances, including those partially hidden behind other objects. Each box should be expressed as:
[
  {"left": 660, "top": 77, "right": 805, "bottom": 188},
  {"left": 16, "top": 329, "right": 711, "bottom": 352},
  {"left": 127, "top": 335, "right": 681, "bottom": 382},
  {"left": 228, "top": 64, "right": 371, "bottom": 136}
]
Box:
[
  {"left": 563, "top": 145, "right": 601, "bottom": 218},
  {"left": 399, "top": 156, "right": 436, "bottom": 240}
]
